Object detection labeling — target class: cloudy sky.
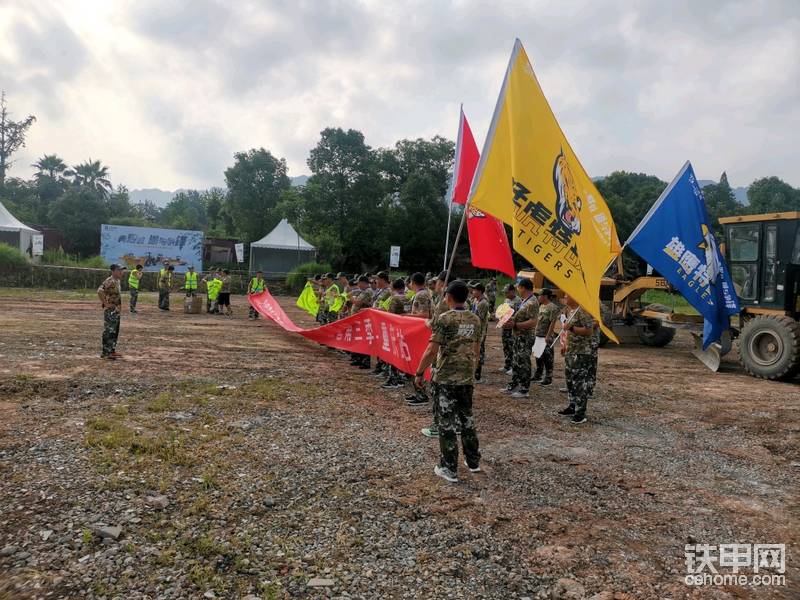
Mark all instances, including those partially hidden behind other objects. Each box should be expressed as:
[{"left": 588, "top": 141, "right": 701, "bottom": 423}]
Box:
[{"left": 1, "top": 0, "right": 798, "bottom": 191}]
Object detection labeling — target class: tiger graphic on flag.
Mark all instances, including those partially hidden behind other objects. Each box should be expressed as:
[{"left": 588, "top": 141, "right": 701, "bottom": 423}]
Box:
[{"left": 552, "top": 150, "right": 582, "bottom": 236}]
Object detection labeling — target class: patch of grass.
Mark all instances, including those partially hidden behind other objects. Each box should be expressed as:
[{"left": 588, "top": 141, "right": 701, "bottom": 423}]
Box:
[
  {"left": 640, "top": 290, "right": 699, "bottom": 315},
  {"left": 86, "top": 416, "right": 114, "bottom": 431},
  {"left": 84, "top": 422, "right": 135, "bottom": 450},
  {"left": 145, "top": 392, "right": 172, "bottom": 412},
  {"left": 181, "top": 534, "right": 225, "bottom": 559},
  {"left": 200, "top": 473, "right": 219, "bottom": 491},
  {"left": 188, "top": 494, "right": 211, "bottom": 516}
]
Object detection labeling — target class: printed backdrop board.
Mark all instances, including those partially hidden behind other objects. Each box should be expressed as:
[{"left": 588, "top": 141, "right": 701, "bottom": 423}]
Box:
[{"left": 101, "top": 224, "right": 203, "bottom": 273}]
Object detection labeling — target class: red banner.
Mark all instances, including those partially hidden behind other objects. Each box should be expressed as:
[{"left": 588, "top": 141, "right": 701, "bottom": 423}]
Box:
[
  {"left": 451, "top": 108, "right": 515, "bottom": 277},
  {"left": 249, "top": 291, "right": 432, "bottom": 376}
]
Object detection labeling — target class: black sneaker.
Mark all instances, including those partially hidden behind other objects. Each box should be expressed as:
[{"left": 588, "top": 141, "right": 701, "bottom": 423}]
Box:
[
  {"left": 406, "top": 396, "right": 429, "bottom": 407},
  {"left": 502, "top": 385, "right": 518, "bottom": 394},
  {"left": 381, "top": 381, "right": 403, "bottom": 389},
  {"left": 558, "top": 405, "right": 576, "bottom": 416},
  {"left": 530, "top": 375, "right": 543, "bottom": 384},
  {"left": 559, "top": 386, "right": 568, "bottom": 393},
  {"left": 538, "top": 378, "right": 553, "bottom": 386},
  {"left": 570, "top": 414, "right": 587, "bottom": 425}
]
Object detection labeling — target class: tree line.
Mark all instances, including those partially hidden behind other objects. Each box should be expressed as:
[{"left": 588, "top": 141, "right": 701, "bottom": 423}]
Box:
[{"left": 1, "top": 91, "right": 798, "bottom": 272}]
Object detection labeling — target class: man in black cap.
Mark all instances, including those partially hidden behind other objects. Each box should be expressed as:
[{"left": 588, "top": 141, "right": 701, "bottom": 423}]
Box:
[
  {"left": 97, "top": 264, "right": 124, "bottom": 359},
  {"left": 503, "top": 278, "right": 539, "bottom": 398},
  {"left": 414, "top": 280, "right": 481, "bottom": 483}
]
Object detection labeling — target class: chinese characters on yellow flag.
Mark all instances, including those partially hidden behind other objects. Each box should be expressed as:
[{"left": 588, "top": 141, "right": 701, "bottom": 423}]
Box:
[{"left": 469, "top": 39, "right": 622, "bottom": 341}]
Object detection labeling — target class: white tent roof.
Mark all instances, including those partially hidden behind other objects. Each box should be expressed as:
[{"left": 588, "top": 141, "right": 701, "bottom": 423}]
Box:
[
  {"left": 0, "top": 199, "right": 38, "bottom": 233},
  {"left": 251, "top": 218, "right": 315, "bottom": 251}
]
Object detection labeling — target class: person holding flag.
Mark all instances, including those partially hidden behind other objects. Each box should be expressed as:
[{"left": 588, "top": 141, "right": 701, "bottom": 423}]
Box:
[{"left": 625, "top": 161, "right": 739, "bottom": 351}]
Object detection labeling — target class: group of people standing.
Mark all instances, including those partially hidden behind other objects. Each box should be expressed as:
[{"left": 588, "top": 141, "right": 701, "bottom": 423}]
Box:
[{"left": 304, "top": 269, "right": 600, "bottom": 483}]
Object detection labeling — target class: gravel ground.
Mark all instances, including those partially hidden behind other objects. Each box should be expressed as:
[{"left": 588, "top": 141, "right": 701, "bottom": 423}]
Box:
[{"left": 0, "top": 290, "right": 797, "bottom": 599}]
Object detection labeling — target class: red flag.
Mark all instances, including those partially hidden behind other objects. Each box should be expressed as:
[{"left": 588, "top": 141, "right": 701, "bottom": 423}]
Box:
[{"left": 451, "top": 108, "right": 515, "bottom": 277}]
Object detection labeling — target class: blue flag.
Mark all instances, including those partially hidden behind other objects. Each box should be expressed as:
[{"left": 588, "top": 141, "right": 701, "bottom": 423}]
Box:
[{"left": 626, "top": 161, "right": 740, "bottom": 349}]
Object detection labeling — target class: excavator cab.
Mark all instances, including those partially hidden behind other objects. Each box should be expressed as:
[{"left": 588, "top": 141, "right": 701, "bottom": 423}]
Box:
[{"left": 720, "top": 212, "right": 800, "bottom": 380}]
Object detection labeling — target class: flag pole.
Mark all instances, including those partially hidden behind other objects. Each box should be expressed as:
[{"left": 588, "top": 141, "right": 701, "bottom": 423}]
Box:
[
  {"left": 444, "top": 202, "right": 469, "bottom": 287},
  {"left": 443, "top": 104, "right": 465, "bottom": 272}
]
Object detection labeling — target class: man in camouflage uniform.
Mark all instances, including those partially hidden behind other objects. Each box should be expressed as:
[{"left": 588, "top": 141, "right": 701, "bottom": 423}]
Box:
[
  {"left": 405, "top": 272, "right": 435, "bottom": 406},
  {"left": 414, "top": 280, "right": 481, "bottom": 483},
  {"left": 499, "top": 284, "right": 520, "bottom": 373},
  {"left": 381, "top": 278, "right": 409, "bottom": 389},
  {"left": 421, "top": 271, "right": 450, "bottom": 437},
  {"left": 503, "top": 278, "right": 539, "bottom": 398},
  {"left": 469, "top": 282, "right": 490, "bottom": 383},
  {"left": 558, "top": 293, "right": 596, "bottom": 424},
  {"left": 485, "top": 278, "right": 497, "bottom": 320},
  {"left": 370, "top": 271, "right": 393, "bottom": 377},
  {"left": 531, "top": 288, "right": 559, "bottom": 386},
  {"left": 97, "top": 264, "right": 124, "bottom": 359},
  {"left": 158, "top": 263, "right": 174, "bottom": 311},
  {"left": 349, "top": 275, "right": 374, "bottom": 369}
]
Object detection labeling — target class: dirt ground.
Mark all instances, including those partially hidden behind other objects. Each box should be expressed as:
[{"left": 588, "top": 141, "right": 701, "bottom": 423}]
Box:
[{"left": 0, "top": 289, "right": 797, "bottom": 600}]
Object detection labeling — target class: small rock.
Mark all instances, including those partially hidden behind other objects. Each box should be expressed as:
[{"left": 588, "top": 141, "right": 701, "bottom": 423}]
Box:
[
  {"left": 145, "top": 495, "right": 170, "bottom": 510},
  {"left": 40, "top": 529, "right": 54, "bottom": 541},
  {"left": 203, "top": 591, "right": 216, "bottom": 599},
  {"left": 96, "top": 526, "right": 122, "bottom": 540},
  {"left": 307, "top": 578, "right": 335, "bottom": 588},
  {"left": 0, "top": 545, "right": 18, "bottom": 557},
  {"left": 263, "top": 497, "right": 276, "bottom": 508},
  {"left": 14, "top": 551, "right": 31, "bottom": 560}
]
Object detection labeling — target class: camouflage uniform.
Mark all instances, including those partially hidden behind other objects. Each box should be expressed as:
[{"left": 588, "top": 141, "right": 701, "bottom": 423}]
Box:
[
  {"left": 532, "top": 302, "right": 560, "bottom": 382},
  {"left": 501, "top": 295, "right": 521, "bottom": 370},
  {"left": 384, "top": 293, "right": 409, "bottom": 385},
  {"left": 98, "top": 276, "right": 121, "bottom": 357},
  {"left": 472, "top": 296, "right": 490, "bottom": 381},
  {"left": 411, "top": 288, "right": 433, "bottom": 319},
  {"left": 158, "top": 269, "right": 172, "bottom": 310},
  {"left": 510, "top": 295, "right": 539, "bottom": 391},
  {"left": 588, "top": 322, "right": 601, "bottom": 396},
  {"left": 370, "top": 287, "right": 393, "bottom": 374},
  {"left": 427, "top": 297, "right": 452, "bottom": 429},
  {"left": 432, "top": 308, "right": 481, "bottom": 473},
  {"left": 564, "top": 307, "right": 596, "bottom": 418}
]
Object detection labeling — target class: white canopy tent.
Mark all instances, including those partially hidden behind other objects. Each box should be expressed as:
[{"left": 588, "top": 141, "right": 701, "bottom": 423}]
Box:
[
  {"left": 0, "top": 199, "right": 39, "bottom": 257},
  {"left": 249, "top": 219, "right": 316, "bottom": 275}
]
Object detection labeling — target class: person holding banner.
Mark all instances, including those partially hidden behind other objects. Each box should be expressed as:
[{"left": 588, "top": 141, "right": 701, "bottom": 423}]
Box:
[
  {"left": 381, "top": 279, "right": 410, "bottom": 389},
  {"left": 370, "top": 272, "right": 392, "bottom": 377},
  {"left": 414, "top": 280, "right": 481, "bottom": 484},
  {"left": 531, "top": 289, "right": 558, "bottom": 386},
  {"left": 406, "top": 272, "right": 435, "bottom": 407},
  {"left": 248, "top": 271, "right": 266, "bottom": 320},
  {"left": 348, "top": 275, "right": 374, "bottom": 369},
  {"left": 503, "top": 278, "right": 539, "bottom": 398},
  {"left": 558, "top": 294, "right": 596, "bottom": 425}
]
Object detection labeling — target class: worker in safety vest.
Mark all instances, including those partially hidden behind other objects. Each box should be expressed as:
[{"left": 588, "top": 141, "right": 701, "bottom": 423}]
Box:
[
  {"left": 128, "top": 264, "right": 143, "bottom": 313},
  {"left": 203, "top": 270, "right": 222, "bottom": 314},
  {"left": 184, "top": 266, "right": 199, "bottom": 297},
  {"left": 158, "top": 263, "right": 174, "bottom": 311},
  {"left": 248, "top": 270, "right": 266, "bottom": 320}
]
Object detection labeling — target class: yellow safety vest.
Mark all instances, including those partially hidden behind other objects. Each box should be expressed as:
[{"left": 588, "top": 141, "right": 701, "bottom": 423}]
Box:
[
  {"left": 128, "top": 270, "right": 140, "bottom": 290},
  {"left": 250, "top": 277, "right": 265, "bottom": 293},
  {"left": 184, "top": 271, "right": 198, "bottom": 290},
  {"left": 159, "top": 268, "right": 172, "bottom": 287}
]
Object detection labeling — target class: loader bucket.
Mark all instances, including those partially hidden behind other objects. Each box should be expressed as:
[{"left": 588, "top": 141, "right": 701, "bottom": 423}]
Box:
[{"left": 690, "top": 330, "right": 732, "bottom": 372}]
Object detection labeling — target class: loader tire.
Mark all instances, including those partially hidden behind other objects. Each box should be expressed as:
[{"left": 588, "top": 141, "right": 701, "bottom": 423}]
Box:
[
  {"left": 636, "top": 303, "right": 676, "bottom": 347},
  {"left": 739, "top": 315, "right": 800, "bottom": 381}
]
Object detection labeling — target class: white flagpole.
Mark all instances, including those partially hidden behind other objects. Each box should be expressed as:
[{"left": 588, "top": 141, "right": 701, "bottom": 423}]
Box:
[{"left": 443, "top": 105, "right": 465, "bottom": 271}]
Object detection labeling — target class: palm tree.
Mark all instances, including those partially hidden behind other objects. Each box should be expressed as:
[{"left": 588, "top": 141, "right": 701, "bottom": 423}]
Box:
[
  {"left": 68, "top": 159, "right": 112, "bottom": 197},
  {"left": 32, "top": 154, "right": 67, "bottom": 180}
]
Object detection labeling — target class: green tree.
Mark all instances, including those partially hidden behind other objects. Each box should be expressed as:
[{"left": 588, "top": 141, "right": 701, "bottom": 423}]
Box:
[
  {"left": 390, "top": 172, "right": 449, "bottom": 270},
  {"left": 160, "top": 190, "right": 208, "bottom": 230},
  {"left": 69, "top": 159, "right": 113, "bottom": 197},
  {"left": 0, "top": 177, "right": 40, "bottom": 225},
  {"left": 0, "top": 92, "right": 36, "bottom": 187},
  {"left": 48, "top": 187, "right": 109, "bottom": 256},
  {"left": 32, "top": 154, "right": 67, "bottom": 180},
  {"left": 32, "top": 154, "right": 69, "bottom": 219},
  {"left": 378, "top": 136, "right": 455, "bottom": 198},
  {"left": 224, "top": 148, "right": 291, "bottom": 242},
  {"left": 701, "top": 172, "right": 742, "bottom": 234},
  {"left": 302, "top": 128, "right": 388, "bottom": 269},
  {"left": 746, "top": 176, "right": 799, "bottom": 213}
]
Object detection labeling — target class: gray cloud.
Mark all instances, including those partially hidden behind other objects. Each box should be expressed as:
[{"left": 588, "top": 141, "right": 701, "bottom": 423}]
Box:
[{"left": 0, "top": 0, "right": 797, "bottom": 190}]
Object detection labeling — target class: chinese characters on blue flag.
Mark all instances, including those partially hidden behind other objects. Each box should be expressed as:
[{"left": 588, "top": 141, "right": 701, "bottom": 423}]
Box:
[{"left": 626, "top": 161, "right": 740, "bottom": 349}]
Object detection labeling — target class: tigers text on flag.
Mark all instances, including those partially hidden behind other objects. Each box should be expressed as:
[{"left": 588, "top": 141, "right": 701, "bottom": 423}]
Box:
[
  {"left": 296, "top": 281, "right": 319, "bottom": 317},
  {"left": 468, "top": 39, "right": 621, "bottom": 341},
  {"left": 626, "top": 161, "right": 739, "bottom": 349},
  {"left": 250, "top": 290, "right": 432, "bottom": 376},
  {"left": 451, "top": 108, "right": 515, "bottom": 278}
]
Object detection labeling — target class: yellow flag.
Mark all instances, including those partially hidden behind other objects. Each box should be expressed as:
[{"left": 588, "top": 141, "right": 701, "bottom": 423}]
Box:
[
  {"left": 296, "top": 282, "right": 319, "bottom": 317},
  {"left": 469, "top": 39, "right": 621, "bottom": 341}
]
